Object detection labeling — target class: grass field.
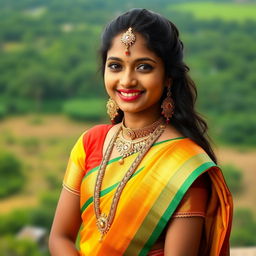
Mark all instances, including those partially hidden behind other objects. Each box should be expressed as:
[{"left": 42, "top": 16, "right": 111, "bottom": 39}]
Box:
[{"left": 169, "top": 2, "right": 256, "bottom": 22}]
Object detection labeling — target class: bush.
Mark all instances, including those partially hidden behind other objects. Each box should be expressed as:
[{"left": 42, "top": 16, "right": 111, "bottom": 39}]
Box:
[
  {"left": 0, "top": 151, "right": 24, "bottom": 198},
  {"left": 0, "top": 209, "right": 31, "bottom": 234},
  {"left": 0, "top": 104, "right": 7, "bottom": 119},
  {"left": 231, "top": 208, "right": 256, "bottom": 246},
  {"left": 29, "top": 191, "right": 59, "bottom": 230},
  {"left": 221, "top": 164, "right": 243, "bottom": 195},
  {"left": 0, "top": 235, "right": 49, "bottom": 256},
  {"left": 2, "top": 130, "right": 17, "bottom": 145},
  {"left": 0, "top": 192, "right": 59, "bottom": 236},
  {"left": 63, "top": 98, "right": 106, "bottom": 122},
  {"left": 5, "top": 99, "right": 36, "bottom": 114},
  {"left": 218, "top": 114, "right": 256, "bottom": 146},
  {"left": 21, "top": 137, "right": 40, "bottom": 154}
]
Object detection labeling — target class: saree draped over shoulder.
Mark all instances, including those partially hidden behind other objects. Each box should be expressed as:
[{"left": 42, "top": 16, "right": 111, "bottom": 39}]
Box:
[{"left": 63, "top": 124, "right": 233, "bottom": 256}]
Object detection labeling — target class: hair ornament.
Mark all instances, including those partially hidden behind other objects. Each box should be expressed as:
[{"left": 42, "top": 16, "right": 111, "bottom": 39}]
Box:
[{"left": 121, "top": 27, "right": 136, "bottom": 56}]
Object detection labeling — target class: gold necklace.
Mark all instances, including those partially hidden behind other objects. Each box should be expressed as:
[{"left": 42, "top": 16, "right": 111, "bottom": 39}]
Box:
[
  {"left": 122, "top": 117, "right": 164, "bottom": 139},
  {"left": 115, "top": 130, "right": 151, "bottom": 164},
  {"left": 93, "top": 123, "right": 165, "bottom": 241}
]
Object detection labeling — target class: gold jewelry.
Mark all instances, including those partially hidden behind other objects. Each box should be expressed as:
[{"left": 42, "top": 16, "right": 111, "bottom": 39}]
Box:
[
  {"left": 122, "top": 117, "right": 164, "bottom": 140},
  {"left": 106, "top": 98, "right": 119, "bottom": 123},
  {"left": 121, "top": 27, "right": 136, "bottom": 56},
  {"left": 115, "top": 131, "right": 151, "bottom": 164},
  {"left": 161, "top": 86, "right": 174, "bottom": 124},
  {"left": 93, "top": 123, "right": 165, "bottom": 241}
]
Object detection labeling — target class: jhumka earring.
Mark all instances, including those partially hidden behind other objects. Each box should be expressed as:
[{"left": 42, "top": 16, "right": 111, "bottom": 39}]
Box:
[
  {"left": 121, "top": 27, "right": 136, "bottom": 56},
  {"left": 161, "top": 86, "right": 174, "bottom": 124},
  {"left": 106, "top": 98, "right": 119, "bottom": 123}
]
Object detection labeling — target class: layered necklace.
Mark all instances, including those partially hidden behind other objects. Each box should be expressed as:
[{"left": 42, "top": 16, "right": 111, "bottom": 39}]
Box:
[
  {"left": 115, "top": 118, "right": 164, "bottom": 164},
  {"left": 93, "top": 118, "right": 165, "bottom": 241}
]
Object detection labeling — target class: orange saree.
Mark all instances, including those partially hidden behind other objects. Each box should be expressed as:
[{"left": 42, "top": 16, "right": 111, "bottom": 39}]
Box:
[{"left": 63, "top": 124, "right": 233, "bottom": 256}]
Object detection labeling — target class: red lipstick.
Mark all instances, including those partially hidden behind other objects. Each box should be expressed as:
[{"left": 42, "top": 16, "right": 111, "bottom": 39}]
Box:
[{"left": 116, "top": 89, "right": 144, "bottom": 102}]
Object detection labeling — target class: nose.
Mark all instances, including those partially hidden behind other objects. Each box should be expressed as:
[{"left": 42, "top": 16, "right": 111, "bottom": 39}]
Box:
[{"left": 119, "top": 69, "right": 137, "bottom": 88}]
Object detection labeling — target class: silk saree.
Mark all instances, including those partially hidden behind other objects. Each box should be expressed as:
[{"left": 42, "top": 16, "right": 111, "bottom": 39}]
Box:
[{"left": 63, "top": 124, "right": 233, "bottom": 256}]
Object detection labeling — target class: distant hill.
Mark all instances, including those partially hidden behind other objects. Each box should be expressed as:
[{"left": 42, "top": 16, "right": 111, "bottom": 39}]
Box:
[{"left": 169, "top": 2, "right": 256, "bottom": 22}]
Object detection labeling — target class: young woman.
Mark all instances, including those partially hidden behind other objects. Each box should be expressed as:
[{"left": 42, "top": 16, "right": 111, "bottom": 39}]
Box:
[{"left": 49, "top": 9, "right": 233, "bottom": 256}]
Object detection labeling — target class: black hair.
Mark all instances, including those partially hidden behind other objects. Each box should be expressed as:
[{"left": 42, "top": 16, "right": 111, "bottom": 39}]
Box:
[{"left": 100, "top": 8, "right": 217, "bottom": 163}]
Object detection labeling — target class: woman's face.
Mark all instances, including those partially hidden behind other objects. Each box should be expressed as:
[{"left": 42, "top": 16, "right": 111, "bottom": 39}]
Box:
[{"left": 104, "top": 32, "right": 168, "bottom": 119}]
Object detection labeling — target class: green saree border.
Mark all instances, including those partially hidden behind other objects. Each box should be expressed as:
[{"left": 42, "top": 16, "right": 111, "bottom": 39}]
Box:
[
  {"left": 123, "top": 152, "right": 216, "bottom": 256},
  {"left": 81, "top": 138, "right": 186, "bottom": 213},
  {"left": 81, "top": 167, "right": 144, "bottom": 213},
  {"left": 83, "top": 137, "right": 186, "bottom": 180},
  {"left": 139, "top": 162, "right": 216, "bottom": 256},
  {"left": 139, "top": 161, "right": 216, "bottom": 256}
]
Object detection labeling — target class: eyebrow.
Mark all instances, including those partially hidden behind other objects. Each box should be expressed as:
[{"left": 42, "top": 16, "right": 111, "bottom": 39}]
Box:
[{"left": 107, "top": 56, "right": 157, "bottom": 64}]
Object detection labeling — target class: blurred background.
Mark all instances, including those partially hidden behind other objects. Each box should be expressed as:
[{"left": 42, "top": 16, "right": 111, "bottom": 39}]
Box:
[{"left": 0, "top": 0, "right": 255, "bottom": 255}]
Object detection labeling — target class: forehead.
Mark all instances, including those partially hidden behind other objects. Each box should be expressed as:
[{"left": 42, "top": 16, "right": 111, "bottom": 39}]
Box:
[{"left": 107, "top": 32, "right": 160, "bottom": 60}]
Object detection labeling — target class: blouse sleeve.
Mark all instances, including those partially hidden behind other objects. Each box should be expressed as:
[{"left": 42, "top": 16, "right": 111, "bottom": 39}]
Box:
[
  {"left": 62, "top": 132, "right": 86, "bottom": 196},
  {"left": 172, "top": 172, "right": 211, "bottom": 218}
]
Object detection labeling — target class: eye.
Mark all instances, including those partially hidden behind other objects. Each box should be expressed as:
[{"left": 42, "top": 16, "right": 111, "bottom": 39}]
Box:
[
  {"left": 137, "top": 64, "right": 154, "bottom": 72},
  {"left": 107, "top": 63, "right": 122, "bottom": 71}
]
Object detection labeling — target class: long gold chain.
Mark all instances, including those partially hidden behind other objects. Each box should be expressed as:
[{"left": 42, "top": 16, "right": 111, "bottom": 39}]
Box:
[{"left": 93, "top": 123, "right": 165, "bottom": 241}]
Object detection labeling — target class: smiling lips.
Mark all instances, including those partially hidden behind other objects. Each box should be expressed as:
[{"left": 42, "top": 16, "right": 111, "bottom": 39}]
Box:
[{"left": 117, "top": 89, "right": 144, "bottom": 102}]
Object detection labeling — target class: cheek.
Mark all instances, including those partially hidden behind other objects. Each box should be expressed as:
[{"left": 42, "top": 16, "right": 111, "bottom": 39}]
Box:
[
  {"left": 104, "top": 73, "right": 116, "bottom": 96},
  {"left": 146, "top": 77, "right": 165, "bottom": 94}
]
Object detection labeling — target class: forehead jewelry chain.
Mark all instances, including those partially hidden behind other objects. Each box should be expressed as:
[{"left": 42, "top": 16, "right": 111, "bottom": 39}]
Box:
[
  {"left": 93, "top": 123, "right": 165, "bottom": 241},
  {"left": 121, "top": 27, "right": 136, "bottom": 56}
]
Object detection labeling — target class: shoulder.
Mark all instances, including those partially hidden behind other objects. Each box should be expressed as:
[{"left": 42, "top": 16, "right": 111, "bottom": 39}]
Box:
[
  {"left": 82, "top": 124, "right": 114, "bottom": 152},
  {"left": 82, "top": 124, "right": 113, "bottom": 141},
  {"left": 164, "top": 137, "right": 217, "bottom": 172},
  {"left": 86, "top": 124, "right": 113, "bottom": 136},
  {"left": 169, "top": 137, "right": 206, "bottom": 156}
]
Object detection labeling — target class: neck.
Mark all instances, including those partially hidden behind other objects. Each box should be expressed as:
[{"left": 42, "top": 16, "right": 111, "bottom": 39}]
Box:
[{"left": 123, "top": 110, "right": 162, "bottom": 129}]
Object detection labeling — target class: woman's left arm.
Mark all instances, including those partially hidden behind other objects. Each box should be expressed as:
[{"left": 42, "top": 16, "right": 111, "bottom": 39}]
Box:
[
  {"left": 164, "top": 216, "right": 204, "bottom": 256},
  {"left": 164, "top": 173, "right": 210, "bottom": 255}
]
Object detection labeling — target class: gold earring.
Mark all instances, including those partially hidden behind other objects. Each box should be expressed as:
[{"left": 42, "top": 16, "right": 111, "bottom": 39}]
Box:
[
  {"left": 161, "top": 86, "right": 174, "bottom": 124},
  {"left": 106, "top": 98, "right": 119, "bottom": 123}
]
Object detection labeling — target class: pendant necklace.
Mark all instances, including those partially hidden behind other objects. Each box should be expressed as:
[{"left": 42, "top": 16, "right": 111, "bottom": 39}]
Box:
[{"left": 93, "top": 122, "right": 165, "bottom": 241}]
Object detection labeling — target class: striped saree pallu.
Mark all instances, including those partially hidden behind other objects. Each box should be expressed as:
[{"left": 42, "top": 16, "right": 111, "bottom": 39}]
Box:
[{"left": 78, "top": 138, "right": 233, "bottom": 256}]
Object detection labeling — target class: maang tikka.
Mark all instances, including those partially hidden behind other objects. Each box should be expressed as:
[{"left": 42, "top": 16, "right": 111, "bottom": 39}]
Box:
[
  {"left": 106, "top": 98, "right": 119, "bottom": 123},
  {"left": 121, "top": 27, "right": 136, "bottom": 56},
  {"left": 161, "top": 86, "right": 174, "bottom": 124}
]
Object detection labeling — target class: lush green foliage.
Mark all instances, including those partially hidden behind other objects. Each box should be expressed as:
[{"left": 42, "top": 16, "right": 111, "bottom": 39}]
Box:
[
  {"left": 231, "top": 208, "right": 256, "bottom": 246},
  {"left": 170, "top": 3, "right": 256, "bottom": 22},
  {"left": 0, "top": 236, "right": 49, "bottom": 256},
  {"left": 0, "top": 0, "right": 255, "bottom": 146},
  {"left": 221, "top": 164, "right": 243, "bottom": 195},
  {"left": 0, "top": 190, "right": 59, "bottom": 254},
  {"left": 63, "top": 98, "right": 106, "bottom": 121},
  {"left": 0, "top": 104, "right": 7, "bottom": 119},
  {"left": 0, "top": 151, "right": 24, "bottom": 197}
]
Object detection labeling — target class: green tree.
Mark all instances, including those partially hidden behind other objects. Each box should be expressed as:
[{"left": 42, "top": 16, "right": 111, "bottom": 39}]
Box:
[
  {"left": 0, "top": 151, "right": 24, "bottom": 198},
  {"left": 0, "top": 236, "right": 49, "bottom": 256},
  {"left": 231, "top": 208, "right": 256, "bottom": 246},
  {"left": 221, "top": 164, "right": 243, "bottom": 195}
]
